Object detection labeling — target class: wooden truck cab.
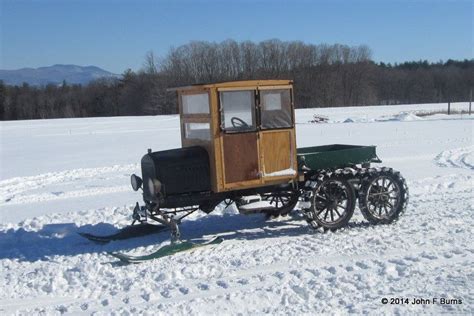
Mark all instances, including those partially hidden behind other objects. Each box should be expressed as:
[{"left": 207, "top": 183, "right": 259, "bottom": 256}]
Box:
[{"left": 171, "top": 80, "right": 298, "bottom": 193}]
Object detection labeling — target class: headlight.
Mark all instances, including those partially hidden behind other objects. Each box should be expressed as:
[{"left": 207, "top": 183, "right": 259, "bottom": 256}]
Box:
[
  {"left": 147, "top": 178, "right": 162, "bottom": 196},
  {"left": 130, "top": 174, "right": 143, "bottom": 191}
]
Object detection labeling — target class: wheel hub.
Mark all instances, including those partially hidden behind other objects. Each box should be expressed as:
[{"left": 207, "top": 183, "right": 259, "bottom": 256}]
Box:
[{"left": 329, "top": 199, "right": 338, "bottom": 209}]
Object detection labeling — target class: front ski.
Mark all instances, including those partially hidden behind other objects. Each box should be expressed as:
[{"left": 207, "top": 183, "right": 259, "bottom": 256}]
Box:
[
  {"left": 108, "top": 236, "right": 224, "bottom": 263},
  {"left": 78, "top": 224, "right": 167, "bottom": 243}
]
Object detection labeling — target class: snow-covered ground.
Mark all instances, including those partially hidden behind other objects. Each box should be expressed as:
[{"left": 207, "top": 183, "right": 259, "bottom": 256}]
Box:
[{"left": 0, "top": 102, "right": 472, "bottom": 314}]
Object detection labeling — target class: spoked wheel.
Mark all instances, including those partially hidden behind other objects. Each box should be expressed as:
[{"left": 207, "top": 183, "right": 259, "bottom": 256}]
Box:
[
  {"left": 261, "top": 191, "right": 299, "bottom": 218},
  {"left": 307, "top": 173, "right": 356, "bottom": 231},
  {"left": 359, "top": 168, "right": 408, "bottom": 224}
]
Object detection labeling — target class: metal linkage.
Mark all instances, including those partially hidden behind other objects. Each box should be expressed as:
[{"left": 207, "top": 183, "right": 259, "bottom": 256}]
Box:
[
  {"left": 147, "top": 205, "right": 199, "bottom": 244},
  {"left": 131, "top": 202, "right": 148, "bottom": 225}
]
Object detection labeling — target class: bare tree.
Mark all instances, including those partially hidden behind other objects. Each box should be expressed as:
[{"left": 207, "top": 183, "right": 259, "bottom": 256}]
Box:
[{"left": 144, "top": 51, "right": 159, "bottom": 75}]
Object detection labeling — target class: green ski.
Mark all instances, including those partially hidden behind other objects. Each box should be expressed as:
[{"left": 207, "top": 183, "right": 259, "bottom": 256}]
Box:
[
  {"left": 78, "top": 224, "right": 167, "bottom": 243},
  {"left": 108, "top": 236, "right": 223, "bottom": 263}
]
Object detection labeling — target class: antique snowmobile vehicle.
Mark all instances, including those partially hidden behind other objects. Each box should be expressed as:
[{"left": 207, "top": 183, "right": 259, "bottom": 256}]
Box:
[{"left": 80, "top": 80, "right": 408, "bottom": 263}]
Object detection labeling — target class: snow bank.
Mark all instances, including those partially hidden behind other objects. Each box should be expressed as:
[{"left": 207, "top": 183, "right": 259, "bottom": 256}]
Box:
[
  {"left": 296, "top": 102, "right": 471, "bottom": 124},
  {"left": 377, "top": 112, "right": 424, "bottom": 122}
]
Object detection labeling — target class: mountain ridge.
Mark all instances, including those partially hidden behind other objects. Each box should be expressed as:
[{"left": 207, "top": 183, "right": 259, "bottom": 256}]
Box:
[{"left": 0, "top": 64, "right": 120, "bottom": 86}]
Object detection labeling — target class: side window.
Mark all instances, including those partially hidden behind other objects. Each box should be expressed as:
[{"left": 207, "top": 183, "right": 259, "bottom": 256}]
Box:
[
  {"left": 182, "top": 93, "right": 210, "bottom": 114},
  {"left": 181, "top": 92, "right": 211, "bottom": 141},
  {"left": 220, "top": 90, "right": 256, "bottom": 132},
  {"left": 260, "top": 89, "right": 293, "bottom": 129},
  {"left": 184, "top": 122, "right": 211, "bottom": 141}
]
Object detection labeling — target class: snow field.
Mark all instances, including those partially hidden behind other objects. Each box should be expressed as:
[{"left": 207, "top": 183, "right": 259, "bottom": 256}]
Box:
[{"left": 0, "top": 102, "right": 473, "bottom": 314}]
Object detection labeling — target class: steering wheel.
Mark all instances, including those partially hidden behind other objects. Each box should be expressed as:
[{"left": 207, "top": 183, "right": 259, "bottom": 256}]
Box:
[{"left": 231, "top": 117, "right": 249, "bottom": 128}]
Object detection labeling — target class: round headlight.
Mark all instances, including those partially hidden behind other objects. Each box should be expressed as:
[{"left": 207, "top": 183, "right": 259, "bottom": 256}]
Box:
[
  {"left": 148, "top": 178, "right": 155, "bottom": 196},
  {"left": 130, "top": 174, "right": 142, "bottom": 191},
  {"left": 147, "top": 178, "right": 162, "bottom": 196}
]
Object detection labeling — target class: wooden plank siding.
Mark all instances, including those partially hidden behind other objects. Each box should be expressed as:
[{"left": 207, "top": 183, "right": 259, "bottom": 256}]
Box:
[
  {"left": 222, "top": 133, "right": 260, "bottom": 183},
  {"left": 260, "top": 130, "right": 292, "bottom": 174},
  {"left": 174, "top": 80, "right": 297, "bottom": 193}
]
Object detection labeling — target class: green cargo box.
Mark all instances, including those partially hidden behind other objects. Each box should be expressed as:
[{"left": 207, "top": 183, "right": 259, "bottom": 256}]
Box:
[{"left": 297, "top": 144, "right": 381, "bottom": 171}]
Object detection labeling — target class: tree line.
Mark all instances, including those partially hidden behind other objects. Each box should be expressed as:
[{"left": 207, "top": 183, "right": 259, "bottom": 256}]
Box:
[{"left": 1, "top": 39, "right": 473, "bottom": 120}]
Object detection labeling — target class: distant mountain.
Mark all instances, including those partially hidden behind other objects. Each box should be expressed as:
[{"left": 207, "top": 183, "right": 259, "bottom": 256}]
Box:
[{"left": 0, "top": 64, "right": 120, "bottom": 86}]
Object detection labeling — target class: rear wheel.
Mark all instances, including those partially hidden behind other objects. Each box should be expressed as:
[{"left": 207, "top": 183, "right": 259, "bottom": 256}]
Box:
[
  {"left": 261, "top": 191, "right": 299, "bottom": 218},
  {"left": 307, "top": 171, "right": 356, "bottom": 231},
  {"left": 358, "top": 168, "right": 408, "bottom": 224}
]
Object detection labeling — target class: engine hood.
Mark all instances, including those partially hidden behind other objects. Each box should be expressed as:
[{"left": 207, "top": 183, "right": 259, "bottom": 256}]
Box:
[{"left": 141, "top": 146, "right": 211, "bottom": 201}]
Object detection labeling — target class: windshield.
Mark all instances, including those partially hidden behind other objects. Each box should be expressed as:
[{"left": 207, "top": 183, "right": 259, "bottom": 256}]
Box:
[
  {"left": 260, "top": 89, "right": 293, "bottom": 129},
  {"left": 220, "top": 90, "right": 256, "bottom": 132},
  {"left": 219, "top": 88, "right": 293, "bottom": 133}
]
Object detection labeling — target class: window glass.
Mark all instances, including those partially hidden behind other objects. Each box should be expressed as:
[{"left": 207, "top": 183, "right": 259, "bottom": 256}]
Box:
[
  {"left": 260, "top": 89, "right": 292, "bottom": 129},
  {"left": 184, "top": 122, "right": 211, "bottom": 141},
  {"left": 182, "top": 93, "right": 209, "bottom": 114},
  {"left": 263, "top": 93, "right": 282, "bottom": 110},
  {"left": 220, "top": 90, "right": 256, "bottom": 132}
]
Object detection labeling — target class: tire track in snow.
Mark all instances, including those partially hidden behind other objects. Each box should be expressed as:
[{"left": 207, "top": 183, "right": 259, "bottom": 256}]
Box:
[
  {"left": 2, "top": 244, "right": 471, "bottom": 315},
  {"left": 2, "top": 185, "right": 130, "bottom": 205},
  {"left": 434, "top": 146, "right": 474, "bottom": 170},
  {"left": 408, "top": 174, "right": 473, "bottom": 198},
  {"left": 0, "top": 164, "right": 138, "bottom": 205}
]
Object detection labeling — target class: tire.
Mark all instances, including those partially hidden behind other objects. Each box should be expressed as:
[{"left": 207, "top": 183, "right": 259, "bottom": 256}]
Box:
[
  {"left": 358, "top": 168, "right": 408, "bottom": 225},
  {"left": 261, "top": 190, "right": 299, "bottom": 218},
  {"left": 307, "top": 171, "right": 356, "bottom": 231}
]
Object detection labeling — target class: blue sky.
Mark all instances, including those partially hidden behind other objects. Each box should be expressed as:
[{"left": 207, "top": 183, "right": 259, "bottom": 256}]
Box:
[{"left": 1, "top": 0, "right": 472, "bottom": 73}]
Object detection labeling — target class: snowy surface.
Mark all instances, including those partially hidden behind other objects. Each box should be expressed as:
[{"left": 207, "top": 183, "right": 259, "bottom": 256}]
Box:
[
  {"left": 0, "top": 102, "right": 473, "bottom": 314},
  {"left": 264, "top": 168, "right": 297, "bottom": 177}
]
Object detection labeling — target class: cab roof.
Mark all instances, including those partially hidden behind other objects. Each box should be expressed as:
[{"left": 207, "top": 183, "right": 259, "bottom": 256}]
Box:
[{"left": 167, "top": 79, "right": 293, "bottom": 92}]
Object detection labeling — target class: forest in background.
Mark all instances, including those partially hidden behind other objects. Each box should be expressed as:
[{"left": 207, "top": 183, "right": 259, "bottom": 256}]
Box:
[{"left": 1, "top": 39, "right": 473, "bottom": 120}]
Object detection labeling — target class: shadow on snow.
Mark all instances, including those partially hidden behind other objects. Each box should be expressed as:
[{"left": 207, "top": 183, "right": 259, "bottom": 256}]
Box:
[{"left": 0, "top": 212, "right": 373, "bottom": 262}]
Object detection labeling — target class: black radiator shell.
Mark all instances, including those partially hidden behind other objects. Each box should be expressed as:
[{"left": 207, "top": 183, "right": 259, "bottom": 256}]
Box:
[{"left": 141, "top": 146, "right": 211, "bottom": 200}]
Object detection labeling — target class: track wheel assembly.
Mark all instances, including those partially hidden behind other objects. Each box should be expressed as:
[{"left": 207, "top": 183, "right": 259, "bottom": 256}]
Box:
[
  {"left": 358, "top": 168, "right": 408, "bottom": 224},
  {"left": 306, "top": 171, "right": 356, "bottom": 231}
]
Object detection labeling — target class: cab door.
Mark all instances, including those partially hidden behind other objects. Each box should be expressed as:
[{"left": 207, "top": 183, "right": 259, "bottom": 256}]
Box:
[
  {"left": 219, "top": 89, "right": 262, "bottom": 189},
  {"left": 257, "top": 87, "right": 297, "bottom": 182}
]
